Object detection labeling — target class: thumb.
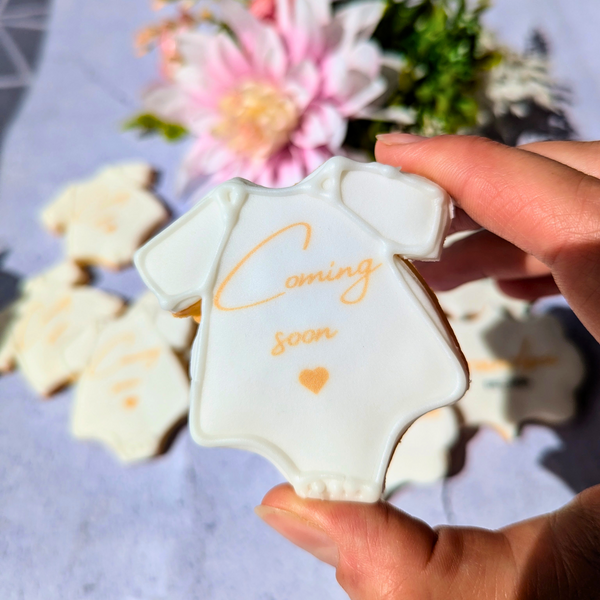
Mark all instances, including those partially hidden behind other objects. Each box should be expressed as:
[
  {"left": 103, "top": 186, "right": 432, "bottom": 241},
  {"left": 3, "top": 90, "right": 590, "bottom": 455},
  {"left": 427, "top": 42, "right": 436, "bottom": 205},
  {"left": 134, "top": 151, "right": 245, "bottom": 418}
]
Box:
[
  {"left": 256, "top": 484, "right": 600, "bottom": 599},
  {"left": 256, "top": 484, "right": 514, "bottom": 599}
]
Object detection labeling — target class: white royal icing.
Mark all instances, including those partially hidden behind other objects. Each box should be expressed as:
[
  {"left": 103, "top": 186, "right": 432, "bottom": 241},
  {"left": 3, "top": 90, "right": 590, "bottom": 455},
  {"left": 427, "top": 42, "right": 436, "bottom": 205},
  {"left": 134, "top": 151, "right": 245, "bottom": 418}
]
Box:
[
  {"left": 135, "top": 157, "right": 469, "bottom": 502},
  {"left": 128, "top": 291, "right": 197, "bottom": 356},
  {"left": 41, "top": 162, "right": 168, "bottom": 270},
  {"left": 385, "top": 406, "right": 459, "bottom": 492},
  {"left": 0, "top": 261, "right": 91, "bottom": 374},
  {"left": 23, "top": 261, "right": 90, "bottom": 295},
  {"left": 9, "top": 286, "right": 124, "bottom": 396},
  {"left": 71, "top": 303, "right": 190, "bottom": 462},
  {"left": 438, "top": 278, "right": 529, "bottom": 322},
  {"left": 451, "top": 305, "right": 584, "bottom": 439},
  {"left": 0, "top": 304, "right": 16, "bottom": 373}
]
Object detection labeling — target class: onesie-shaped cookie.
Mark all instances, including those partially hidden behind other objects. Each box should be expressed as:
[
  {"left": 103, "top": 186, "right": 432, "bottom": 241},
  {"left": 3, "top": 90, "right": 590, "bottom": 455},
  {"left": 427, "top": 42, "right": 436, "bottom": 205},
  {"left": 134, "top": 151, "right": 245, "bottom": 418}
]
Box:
[
  {"left": 439, "top": 278, "right": 529, "bottom": 322},
  {"left": 0, "top": 261, "right": 91, "bottom": 374},
  {"left": 42, "top": 162, "right": 168, "bottom": 269},
  {"left": 450, "top": 306, "right": 584, "bottom": 439},
  {"left": 0, "top": 262, "right": 123, "bottom": 395},
  {"left": 135, "top": 157, "right": 469, "bottom": 502},
  {"left": 385, "top": 406, "right": 459, "bottom": 493},
  {"left": 129, "top": 291, "right": 197, "bottom": 357},
  {"left": 71, "top": 295, "right": 190, "bottom": 463}
]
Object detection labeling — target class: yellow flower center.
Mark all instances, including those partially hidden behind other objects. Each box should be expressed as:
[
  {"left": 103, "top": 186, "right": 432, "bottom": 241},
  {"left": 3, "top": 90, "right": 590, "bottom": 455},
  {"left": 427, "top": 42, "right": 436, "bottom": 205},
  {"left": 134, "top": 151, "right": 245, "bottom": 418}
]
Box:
[{"left": 213, "top": 81, "right": 298, "bottom": 160}]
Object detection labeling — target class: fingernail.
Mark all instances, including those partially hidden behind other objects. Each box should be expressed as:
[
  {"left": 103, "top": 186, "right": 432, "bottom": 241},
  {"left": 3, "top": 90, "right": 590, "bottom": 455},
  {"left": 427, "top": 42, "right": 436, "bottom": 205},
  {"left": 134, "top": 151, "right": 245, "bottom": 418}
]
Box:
[
  {"left": 255, "top": 505, "right": 339, "bottom": 567},
  {"left": 376, "top": 132, "right": 427, "bottom": 145}
]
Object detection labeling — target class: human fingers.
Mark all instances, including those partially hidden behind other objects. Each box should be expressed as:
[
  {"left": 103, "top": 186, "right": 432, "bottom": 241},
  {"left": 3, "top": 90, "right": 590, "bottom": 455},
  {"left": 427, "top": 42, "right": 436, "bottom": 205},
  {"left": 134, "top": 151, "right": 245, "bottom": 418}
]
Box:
[
  {"left": 520, "top": 140, "right": 600, "bottom": 179},
  {"left": 257, "top": 484, "right": 600, "bottom": 599},
  {"left": 444, "top": 140, "right": 600, "bottom": 234},
  {"left": 449, "top": 140, "right": 600, "bottom": 241},
  {"left": 375, "top": 134, "right": 600, "bottom": 340},
  {"left": 448, "top": 207, "right": 481, "bottom": 235},
  {"left": 257, "top": 484, "right": 517, "bottom": 599},
  {"left": 374, "top": 134, "right": 600, "bottom": 266},
  {"left": 501, "top": 485, "right": 600, "bottom": 598},
  {"left": 497, "top": 275, "right": 561, "bottom": 301},
  {"left": 416, "top": 229, "right": 551, "bottom": 292}
]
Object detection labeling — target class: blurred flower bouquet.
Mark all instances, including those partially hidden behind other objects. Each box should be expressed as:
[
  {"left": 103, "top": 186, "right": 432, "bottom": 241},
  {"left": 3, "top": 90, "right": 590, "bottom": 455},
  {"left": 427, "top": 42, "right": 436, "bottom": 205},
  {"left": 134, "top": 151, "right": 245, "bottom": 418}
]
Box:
[{"left": 128, "top": 0, "right": 571, "bottom": 193}]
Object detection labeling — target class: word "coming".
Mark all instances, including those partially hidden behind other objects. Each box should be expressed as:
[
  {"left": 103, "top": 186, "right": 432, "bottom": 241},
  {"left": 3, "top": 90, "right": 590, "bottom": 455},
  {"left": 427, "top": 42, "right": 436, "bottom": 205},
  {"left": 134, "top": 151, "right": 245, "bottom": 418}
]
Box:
[{"left": 214, "top": 222, "right": 381, "bottom": 311}]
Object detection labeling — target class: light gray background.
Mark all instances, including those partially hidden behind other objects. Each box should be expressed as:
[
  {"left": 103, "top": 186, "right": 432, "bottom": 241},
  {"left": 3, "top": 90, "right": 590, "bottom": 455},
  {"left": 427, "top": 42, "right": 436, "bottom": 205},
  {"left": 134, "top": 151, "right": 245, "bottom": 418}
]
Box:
[{"left": 1, "top": 1, "right": 599, "bottom": 598}]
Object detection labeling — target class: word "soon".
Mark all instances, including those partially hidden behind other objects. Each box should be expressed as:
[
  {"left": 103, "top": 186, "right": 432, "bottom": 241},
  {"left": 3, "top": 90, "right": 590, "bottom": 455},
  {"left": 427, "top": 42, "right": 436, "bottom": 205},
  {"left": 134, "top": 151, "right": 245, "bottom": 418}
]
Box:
[{"left": 271, "top": 328, "right": 338, "bottom": 356}]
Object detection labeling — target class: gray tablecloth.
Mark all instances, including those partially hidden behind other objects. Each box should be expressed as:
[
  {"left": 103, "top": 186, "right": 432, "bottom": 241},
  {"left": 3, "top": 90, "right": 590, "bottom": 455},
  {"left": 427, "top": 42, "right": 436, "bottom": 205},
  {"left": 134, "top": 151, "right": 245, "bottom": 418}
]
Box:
[{"left": 1, "top": 1, "right": 600, "bottom": 598}]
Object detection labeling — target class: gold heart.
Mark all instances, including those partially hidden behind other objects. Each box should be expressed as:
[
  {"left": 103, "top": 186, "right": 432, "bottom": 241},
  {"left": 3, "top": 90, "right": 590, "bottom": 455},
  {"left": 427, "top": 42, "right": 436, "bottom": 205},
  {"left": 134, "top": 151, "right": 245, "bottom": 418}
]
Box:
[{"left": 299, "top": 367, "right": 329, "bottom": 394}]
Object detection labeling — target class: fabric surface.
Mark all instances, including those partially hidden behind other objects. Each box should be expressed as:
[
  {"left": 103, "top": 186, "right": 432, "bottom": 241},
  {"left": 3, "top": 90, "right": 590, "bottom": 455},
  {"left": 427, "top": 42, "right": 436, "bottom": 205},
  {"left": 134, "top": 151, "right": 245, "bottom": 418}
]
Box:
[
  {"left": 0, "top": 0, "right": 49, "bottom": 151},
  {"left": 0, "top": 1, "right": 599, "bottom": 598}
]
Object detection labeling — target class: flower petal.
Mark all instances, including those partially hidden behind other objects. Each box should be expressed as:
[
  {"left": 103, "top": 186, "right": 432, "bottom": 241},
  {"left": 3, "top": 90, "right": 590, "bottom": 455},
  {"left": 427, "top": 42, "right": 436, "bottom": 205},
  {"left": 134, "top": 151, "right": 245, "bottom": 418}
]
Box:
[
  {"left": 283, "top": 60, "right": 320, "bottom": 111},
  {"left": 282, "top": 146, "right": 310, "bottom": 185},
  {"left": 251, "top": 27, "right": 289, "bottom": 80},
  {"left": 302, "top": 146, "right": 333, "bottom": 174},
  {"left": 206, "top": 33, "right": 253, "bottom": 84},
  {"left": 338, "top": 75, "right": 387, "bottom": 116},
  {"left": 253, "top": 160, "right": 277, "bottom": 188},
  {"left": 362, "top": 105, "right": 417, "bottom": 124},
  {"left": 322, "top": 40, "right": 382, "bottom": 99},
  {"left": 142, "top": 84, "right": 188, "bottom": 123},
  {"left": 291, "top": 103, "right": 347, "bottom": 150},
  {"left": 274, "top": 0, "right": 293, "bottom": 34},
  {"left": 333, "top": 1, "right": 386, "bottom": 51},
  {"left": 289, "top": 0, "right": 332, "bottom": 62},
  {"left": 299, "top": 0, "right": 332, "bottom": 27},
  {"left": 347, "top": 40, "right": 383, "bottom": 79},
  {"left": 219, "top": 0, "right": 288, "bottom": 80}
]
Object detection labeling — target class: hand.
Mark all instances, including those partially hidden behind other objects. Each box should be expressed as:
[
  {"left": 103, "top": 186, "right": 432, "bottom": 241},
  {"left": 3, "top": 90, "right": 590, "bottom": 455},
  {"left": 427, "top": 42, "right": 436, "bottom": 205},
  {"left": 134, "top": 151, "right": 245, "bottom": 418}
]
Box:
[
  {"left": 256, "top": 135, "right": 600, "bottom": 599},
  {"left": 380, "top": 135, "right": 600, "bottom": 342}
]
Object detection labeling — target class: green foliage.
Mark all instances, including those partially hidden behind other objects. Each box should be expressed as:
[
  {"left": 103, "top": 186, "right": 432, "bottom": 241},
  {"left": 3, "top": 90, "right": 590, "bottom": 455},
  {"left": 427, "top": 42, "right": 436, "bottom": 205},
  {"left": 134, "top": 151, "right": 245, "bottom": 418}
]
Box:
[
  {"left": 346, "top": 0, "right": 501, "bottom": 149},
  {"left": 124, "top": 113, "right": 188, "bottom": 142}
]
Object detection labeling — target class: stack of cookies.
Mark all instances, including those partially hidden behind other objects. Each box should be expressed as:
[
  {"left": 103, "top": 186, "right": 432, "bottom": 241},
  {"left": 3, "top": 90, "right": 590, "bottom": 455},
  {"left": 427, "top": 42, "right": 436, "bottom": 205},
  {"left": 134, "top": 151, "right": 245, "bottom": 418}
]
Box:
[
  {"left": 0, "top": 162, "right": 585, "bottom": 487},
  {"left": 385, "top": 278, "right": 584, "bottom": 494},
  {"left": 0, "top": 162, "right": 197, "bottom": 462}
]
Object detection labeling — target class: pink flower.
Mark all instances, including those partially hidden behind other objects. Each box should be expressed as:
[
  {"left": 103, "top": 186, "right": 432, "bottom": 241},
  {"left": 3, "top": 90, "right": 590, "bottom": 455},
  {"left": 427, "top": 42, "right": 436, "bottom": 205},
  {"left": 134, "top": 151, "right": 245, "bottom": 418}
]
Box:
[
  {"left": 135, "top": 9, "right": 199, "bottom": 79},
  {"left": 249, "top": 0, "right": 276, "bottom": 21},
  {"left": 144, "top": 0, "right": 387, "bottom": 191}
]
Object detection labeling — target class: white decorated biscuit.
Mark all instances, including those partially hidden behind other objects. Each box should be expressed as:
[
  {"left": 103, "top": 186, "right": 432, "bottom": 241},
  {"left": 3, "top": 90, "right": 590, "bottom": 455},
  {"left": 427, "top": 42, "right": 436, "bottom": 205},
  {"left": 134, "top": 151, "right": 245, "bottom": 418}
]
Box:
[
  {"left": 0, "top": 261, "right": 122, "bottom": 393},
  {"left": 385, "top": 406, "right": 459, "bottom": 492},
  {"left": 71, "top": 303, "right": 190, "bottom": 462},
  {"left": 438, "top": 278, "right": 529, "bottom": 322},
  {"left": 0, "top": 304, "right": 17, "bottom": 373},
  {"left": 128, "top": 291, "right": 197, "bottom": 356},
  {"left": 23, "top": 260, "right": 90, "bottom": 295},
  {"left": 0, "top": 261, "right": 113, "bottom": 382},
  {"left": 0, "top": 262, "right": 89, "bottom": 374},
  {"left": 9, "top": 286, "right": 124, "bottom": 396},
  {"left": 41, "top": 162, "right": 168, "bottom": 270},
  {"left": 135, "top": 157, "right": 469, "bottom": 502},
  {"left": 451, "top": 307, "right": 584, "bottom": 438}
]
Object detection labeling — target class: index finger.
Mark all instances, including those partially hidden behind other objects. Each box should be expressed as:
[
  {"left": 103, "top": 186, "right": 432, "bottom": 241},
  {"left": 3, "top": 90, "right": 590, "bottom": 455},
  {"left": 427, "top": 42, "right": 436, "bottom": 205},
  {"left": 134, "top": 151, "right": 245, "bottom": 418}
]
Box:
[{"left": 375, "top": 134, "right": 600, "bottom": 268}]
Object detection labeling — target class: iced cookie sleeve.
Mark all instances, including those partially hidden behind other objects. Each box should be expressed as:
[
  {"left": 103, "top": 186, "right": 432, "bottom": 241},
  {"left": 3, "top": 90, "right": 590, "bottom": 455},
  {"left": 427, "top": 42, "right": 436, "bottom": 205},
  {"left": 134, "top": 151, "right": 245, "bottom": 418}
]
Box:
[
  {"left": 135, "top": 158, "right": 469, "bottom": 502},
  {"left": 97, "top": 162, "right": 154, "bottom": 189},
  {"left": 41, "top": 184, "right": 78, "bottom": 234},
  {"left": 340, "top": 169, "right": 451, "bottom": 260},
  {"left": 134, "top": 195, "right": 228, "bottom": 313}
]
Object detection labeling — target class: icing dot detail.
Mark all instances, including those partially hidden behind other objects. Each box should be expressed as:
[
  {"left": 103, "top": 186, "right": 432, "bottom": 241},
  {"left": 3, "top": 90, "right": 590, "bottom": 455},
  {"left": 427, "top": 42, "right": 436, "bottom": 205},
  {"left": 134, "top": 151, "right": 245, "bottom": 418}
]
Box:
[
  {"left": 310, "top": 480, "right": 326, "bottom": 494},
  {"left": 122, "top": 396, "right": 139, "bottom": 410},
  {"left": 134, "top": 156, "right": 467, "bottom": 503}
]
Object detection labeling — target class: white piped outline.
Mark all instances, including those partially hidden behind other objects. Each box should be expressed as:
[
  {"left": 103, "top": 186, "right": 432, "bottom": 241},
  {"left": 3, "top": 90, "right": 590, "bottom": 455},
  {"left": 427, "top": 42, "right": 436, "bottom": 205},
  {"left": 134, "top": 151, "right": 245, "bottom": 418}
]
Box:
[{"left": 135, "top": 157, "right": 468, "bottom": 502}]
